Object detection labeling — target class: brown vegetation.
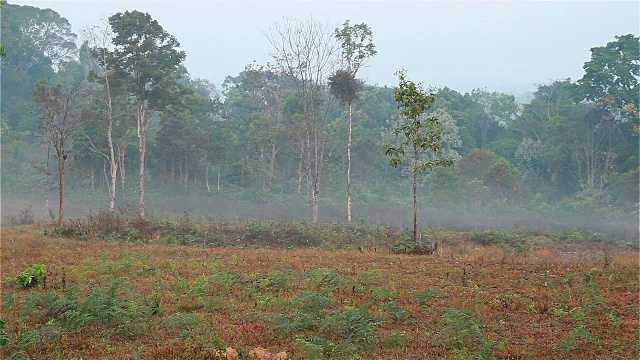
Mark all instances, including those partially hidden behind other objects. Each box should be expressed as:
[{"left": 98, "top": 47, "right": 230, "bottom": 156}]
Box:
[{"left": 0, "top": 224, "right": 637, "bottom": 359}]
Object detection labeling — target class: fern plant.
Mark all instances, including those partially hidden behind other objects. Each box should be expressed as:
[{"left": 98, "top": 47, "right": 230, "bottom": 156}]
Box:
[{"left": 11, "top": 264, "right": 47, "bottom": 289}]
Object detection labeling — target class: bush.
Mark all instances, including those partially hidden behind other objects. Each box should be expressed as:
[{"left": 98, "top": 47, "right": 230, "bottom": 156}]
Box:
[
  {"left": 10, "top": 264, "right": 47, "bottom": 289},
  {"left": 0, "top": 319, "right": 9, "bottom": 347},
  {"left": 466, "top": 228, "right": 534, "bottom": 253}
]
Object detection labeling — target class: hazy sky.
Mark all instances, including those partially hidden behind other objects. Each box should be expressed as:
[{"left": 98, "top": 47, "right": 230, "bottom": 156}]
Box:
[{"left": 12, "top": 0, "right": 640, "bottom": 94}]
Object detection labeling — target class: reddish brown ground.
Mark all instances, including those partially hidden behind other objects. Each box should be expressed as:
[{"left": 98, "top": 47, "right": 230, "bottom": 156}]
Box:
[{"left": 1, "top": 225, "right": 638, "bottom": 359}]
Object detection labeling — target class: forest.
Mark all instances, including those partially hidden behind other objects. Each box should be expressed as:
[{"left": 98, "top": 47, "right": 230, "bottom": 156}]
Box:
[{"left": 1, "top": 3, "right": 639, "bottom": 241}]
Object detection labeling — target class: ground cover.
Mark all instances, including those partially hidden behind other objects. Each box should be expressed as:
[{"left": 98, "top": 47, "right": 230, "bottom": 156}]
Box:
[{"left": 1, "top": 221, "right": 637, "bottom": 359}]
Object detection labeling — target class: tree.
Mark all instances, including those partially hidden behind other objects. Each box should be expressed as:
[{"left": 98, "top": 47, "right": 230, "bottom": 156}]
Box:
[
  {"left": 266, "top": 16, "right": 341, "bottom": 223},
  {"left": 154, "top": 78, "right": 221, "bottom": 192},
  {"left": 482, "top": 157, "right": 522, "bottom": 201},
  {"left": 513, "top": 79, "right": 574, "bottom": 141},
  {"left": 385, "top": 70, "right": 453, "bottom": 243},
  {"left": 83, "top": 22, "right": 134, "bottom": 212},
  {"left": 470, "top": 88, "right": 517, "bottom": 147},
  {"left": 330, "top": 20, "right": 376, "bottom": 225},
  {"left": 223, "top": 64, "right": 290, "bottom": 189},
  {"left": 0, "top": 0, "right": 6, "bottom": 57},
  {"left": 433, "top": 87, "right": 478, "bottom": 153},
  {"left": 33, "top": 72, "right": 87, "bottom": 226},
  {"left": 107, "top": 10, "right": 189, "bottom": 218},
  {"left": 571, "top": 34, "right": 639, "bottom": 190},
  {"left": 1, "top": 4, "right": 77, "bottom": 132},
  {"left": 458, "top": 148, "right": 497, "bottom": 181},
  {"left": 577, "top": 34, "right": 639, "bottom": 122}
]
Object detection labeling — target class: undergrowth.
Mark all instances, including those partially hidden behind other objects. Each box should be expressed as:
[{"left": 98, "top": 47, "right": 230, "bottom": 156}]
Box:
[
  {"left": 40, "top": 208, "right": 627, "bottom": 254},
  {"left": 1, "top": 222, "right": 637, "bottom": 359}
]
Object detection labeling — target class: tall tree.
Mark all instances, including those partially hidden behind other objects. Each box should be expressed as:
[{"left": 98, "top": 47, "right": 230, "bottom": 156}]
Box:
[
  {"left": 513, "top": 79, "right": 574, "bottom": 141},
  {"left": 577, "top": 34, "right": 639, "bottom": 122},
  {"left": 266, "top": 16, "right": 340, "bottom": 223},
  {"left": 224, "top": 64, "right": 290, "bottom": 189},
  {"left": 385, "top": 70, "right": 453, "bottom": 243},
  {"left": 470, "top": 88, "right": 517, "bottom": 147},
  {"left": 83, "top": 22, "right": 133, "bottom": 212},
  {"left": 572, "top": 34, "right": 639, "bottom": 189},
  {"left": 0, "top": 0, "right": 6, "bottom": 57},
  {"left": 154, "top": 78, "right": 221, "bottom": 191},
  {"left": 330, "top": 20, "right": 376, "bottom": 225},
  {"left": 1, "top": 4, "right": 77, "bottom": 132},
  {"left": 33, "top": 70, "right": 87, "bottom": 226},
  {"left": 107, "top": 10, "right": 188, "bottom": 218}
]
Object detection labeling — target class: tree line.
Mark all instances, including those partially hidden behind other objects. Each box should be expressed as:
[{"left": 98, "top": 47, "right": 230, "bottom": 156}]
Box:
[{"left": 1, "top": 3, "right": 638, "bottom": 229}]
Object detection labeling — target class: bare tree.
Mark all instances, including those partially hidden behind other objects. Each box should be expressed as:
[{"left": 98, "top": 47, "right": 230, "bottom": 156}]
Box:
[
  {"left": 33, "top": 77, "right": 87, "bottom": 226},
  {"left": 82, "top": 21, "right": 132, "bottom": 212},
  {"left": 266, "top": 16, "right": 340, "bottom": 223}
]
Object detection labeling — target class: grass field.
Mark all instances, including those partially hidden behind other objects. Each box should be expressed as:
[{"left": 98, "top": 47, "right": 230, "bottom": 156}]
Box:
[{"left": 1, "top": 222, "right": 638, "bottom": 359}]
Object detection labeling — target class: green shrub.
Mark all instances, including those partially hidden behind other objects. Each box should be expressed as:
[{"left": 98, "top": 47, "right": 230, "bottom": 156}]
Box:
[
  {"left": 440, "top": 308, "right": 498, "bottom": 359},
  {"left": 555, "top": 228, "right": 607, "bottom": 244},
  {"left": 299, "top": 268, "right": 342, "bottom": 294},
  {"left": 0, "top": 319, "right": 9, "bottom": 347},
  {"left": 380, "top": 330, "right": 407, "bottom": 349},
  {"left": 331, "top": 306, "right": 380, "bottom": 352},
  {"left": 11, "top": 264, "right": 47, "bottom": 289},
  {"left": 296, "top": 336, "right": 332, "bottom": 359},
  {"left": 22, "top": 279, "right": 152, "bottom": 338}
]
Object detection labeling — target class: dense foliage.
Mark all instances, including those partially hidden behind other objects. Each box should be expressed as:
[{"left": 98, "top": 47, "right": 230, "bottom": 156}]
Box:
[{"left": 1, "top": 3, "right": 638, "bottom": 236}]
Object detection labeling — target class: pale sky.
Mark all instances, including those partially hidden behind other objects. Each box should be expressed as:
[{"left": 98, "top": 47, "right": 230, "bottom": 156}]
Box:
[{"left": 10, "top": 0, "right": 640, "bottom": 94}]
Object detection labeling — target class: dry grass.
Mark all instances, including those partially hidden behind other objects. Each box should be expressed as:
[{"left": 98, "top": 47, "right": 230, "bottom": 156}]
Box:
[{"left": 1, "top": 224, "right": 638, "bottom": 359}]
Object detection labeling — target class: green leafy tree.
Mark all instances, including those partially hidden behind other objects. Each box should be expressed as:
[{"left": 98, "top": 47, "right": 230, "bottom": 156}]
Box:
[
  {"left": 330, "top": 20, "right": 376, "bottom": 224},
  {"left": 1, "top": 4, "right": 77, "bottom": 132},
  {"left": 154, "top": 78, "right": 221, "bottom": 192},
  {"left": 458, "top": 148, "right": 497, "bottom": 181},
  {"left": 433, "top": 87, "right": 479, "bottom": 153},
  {"left": 358, "top": 85, "right": 397, "bottom": 128},
  {"left": 577, "top": 34, "right": 639, "bottom": 122},
  {"left": 470, "top": 88, "right": 517, "bottom": 147},
  {"left": 0, "top": 0, "right": 6, "bottom": 57},
  {"left": 107, "top": 10, "right": 189, "bottom": 218},
  {"left": 483, "top": 157, "right": 522, "bottom": 201},
  {"left": 513, "top": 79, "right": 574, "bottom": 142},
  {"left": 385, "top": 70, "right": 453, "bottom": 243},
  {"left": 572, "top": 34, "right": 639, "bottom": 190},
  {"left": 224, "top": 64, "right": 291, "bottom": 189}
]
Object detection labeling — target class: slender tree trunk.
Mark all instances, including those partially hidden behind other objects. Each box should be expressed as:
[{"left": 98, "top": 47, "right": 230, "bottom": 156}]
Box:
[
  {"left": 260, "top": 147, "right": 267, "bottom": 189},
  {"left": 118, "top": 145, "right": 126, "bottom": 192},
  {"left": 311, "top": 190, "right": 319, "bottom": 223},
  {"left": 107, "top": 149, "right": 117, "bottom": 212},
  {"left": 347, "top": 102, "right": 353, "bottom": 225},
  {"left": 105, "top": 73, "right": 117, "bottom": 212},
  {"left": 413, "top": 148, "right": 418, "bottom": 243},
  {"left": 297, "top": 139, "right": 304, "bottom": 193},
  {"left": 103, "top": 160, "right": 108, "bottom": 189},
  {"left": 269, "top": 142, "right": 277, "bottom": 189},
  {"left": 58, "top": 153, "right": 65, "bottom": 227},
  {"left": 137, "top": 102, "right": 147, "bottom": 219},
  {"left": 306, "top": 130, "right": 314, "bottom": 221},
  {"left": 205, "top": 162, "right": 211, "bottom": 192},
  {"left": 217, "top": 161, "right": 221, "bottom": 192}
]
